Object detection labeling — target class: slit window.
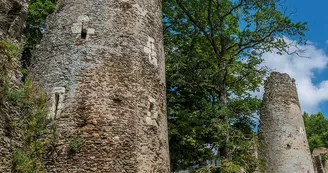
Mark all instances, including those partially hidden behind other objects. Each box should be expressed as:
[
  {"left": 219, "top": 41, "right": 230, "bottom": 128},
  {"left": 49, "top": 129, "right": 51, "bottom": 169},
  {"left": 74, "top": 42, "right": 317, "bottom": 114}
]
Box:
[
  {"left": 54, "top": 93, "right": 60, "bottom": 117},
  {"left": 81, "top": 28, "right": 87, "bottom": 39},
  {"left": 149, "top": 102, "right": 154, "bottom": 112}
]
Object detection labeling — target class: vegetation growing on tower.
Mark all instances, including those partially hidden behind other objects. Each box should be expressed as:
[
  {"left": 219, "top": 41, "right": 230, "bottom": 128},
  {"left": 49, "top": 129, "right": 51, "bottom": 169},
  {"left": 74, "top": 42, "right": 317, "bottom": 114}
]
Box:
[{"left": 0, "top": 0, "right": 57, "bottom": 172}]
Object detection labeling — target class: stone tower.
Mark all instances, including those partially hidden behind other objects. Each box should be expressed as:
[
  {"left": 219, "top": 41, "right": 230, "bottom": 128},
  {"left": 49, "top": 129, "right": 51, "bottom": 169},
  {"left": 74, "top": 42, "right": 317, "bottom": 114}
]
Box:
[
  {"left": 30, "top": 0, "right": 169, "bottom": 172},
  {"left": 0, "top": 0, "right": 28, "bottom": 172},
  {"left": 259, "top": 72, "right": 314, "bottom": 173}
]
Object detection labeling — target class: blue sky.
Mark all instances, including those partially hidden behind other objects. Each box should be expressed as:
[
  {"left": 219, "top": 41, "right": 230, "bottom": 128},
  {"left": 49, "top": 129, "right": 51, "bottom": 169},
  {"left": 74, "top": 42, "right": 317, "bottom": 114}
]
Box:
[
  {"left": 287, "top": 1, "right": 328, "bottom": 49},
  {"left": 254, "top": 1, "right": 328, "bottom": 116},
  {"left": 288, "top": 1, "right": 328, "bottom": 116}
]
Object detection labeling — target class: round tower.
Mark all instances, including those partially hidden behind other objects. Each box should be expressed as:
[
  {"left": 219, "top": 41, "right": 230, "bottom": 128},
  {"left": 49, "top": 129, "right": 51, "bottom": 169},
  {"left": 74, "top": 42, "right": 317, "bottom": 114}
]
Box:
[
  {"left": 259, "top": 72, "right": 314, "bottom": 173},
  {"left": 30, "top": 0, "right": 169, "bottom": 172}
]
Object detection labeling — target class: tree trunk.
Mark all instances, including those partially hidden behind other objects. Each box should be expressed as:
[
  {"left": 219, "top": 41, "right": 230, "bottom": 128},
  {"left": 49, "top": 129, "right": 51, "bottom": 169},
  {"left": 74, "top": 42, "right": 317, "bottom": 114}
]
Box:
[{"left": 217, "top": 66, "right": 231, "bottom": 161}]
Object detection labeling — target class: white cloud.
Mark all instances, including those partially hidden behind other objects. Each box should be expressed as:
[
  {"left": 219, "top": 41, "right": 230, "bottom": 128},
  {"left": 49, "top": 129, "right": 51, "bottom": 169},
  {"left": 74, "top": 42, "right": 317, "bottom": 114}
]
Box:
[{"left": 254, "top": 39, "right": 328, "bottom": 113}]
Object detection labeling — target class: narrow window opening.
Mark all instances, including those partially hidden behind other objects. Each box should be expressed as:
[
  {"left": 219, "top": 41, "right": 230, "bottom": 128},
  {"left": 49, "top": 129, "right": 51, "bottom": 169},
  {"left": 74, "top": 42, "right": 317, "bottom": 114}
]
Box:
[
  {"left": 149, "top": 102, "right": 155, "bottom": 115},
  {"left": 113, "top": 98, "right": 122, "bottom": 103},
  {"left": 54, "top": 93, "right": 60, "bottom": 118},
  {"left": 81, "top": 28, "right": 87, "bottom": 39}
]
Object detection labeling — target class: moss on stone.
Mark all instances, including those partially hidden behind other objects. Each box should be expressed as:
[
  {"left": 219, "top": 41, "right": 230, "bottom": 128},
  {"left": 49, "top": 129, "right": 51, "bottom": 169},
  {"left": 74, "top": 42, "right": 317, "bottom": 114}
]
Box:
[{"left": 0, "top": 40, "right": 19, "bottom": 62}]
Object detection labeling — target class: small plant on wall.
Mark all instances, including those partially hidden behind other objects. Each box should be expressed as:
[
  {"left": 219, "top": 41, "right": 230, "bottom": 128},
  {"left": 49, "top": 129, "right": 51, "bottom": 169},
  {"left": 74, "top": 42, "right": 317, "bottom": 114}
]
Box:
[{"left": 67, "top": 136, "right": 85, "bottom": 157}]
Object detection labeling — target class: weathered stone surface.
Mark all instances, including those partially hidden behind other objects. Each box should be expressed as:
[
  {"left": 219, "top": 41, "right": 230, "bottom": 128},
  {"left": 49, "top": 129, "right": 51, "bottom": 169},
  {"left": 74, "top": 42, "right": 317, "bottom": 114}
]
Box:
[
  {"left": 313, "top": 147, "right": 328, "bottom": 157},
  {"left": 0, "top": 0, "right": 27, "bottom": 87},
  {"left": 313, "top": 155, "right": 326, "bottom": 173},
  {"left": 0, "top": 0, "right": 28, "bottom": 172},
  {"left": 30, "top": 0, "right": 169, "bottom": 172},
  {"left": 259, "top": 72, "right": 314, "bottom": 173},
  {"left": 312, "top": 147, "right": 328, "bottom": 173},
  {"left": 0, "top": 0, "right": 28, "bottom": 39}
]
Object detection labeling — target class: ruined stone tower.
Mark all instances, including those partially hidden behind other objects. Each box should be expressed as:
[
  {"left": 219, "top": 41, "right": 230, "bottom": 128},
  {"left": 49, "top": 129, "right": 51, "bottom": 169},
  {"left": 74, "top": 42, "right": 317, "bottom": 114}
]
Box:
[
  {"left": 259, "top": 72, "right": 314, "bottom": 173},
  {"left": 30, "top": 0, "right": 170, "bottom": 172}
]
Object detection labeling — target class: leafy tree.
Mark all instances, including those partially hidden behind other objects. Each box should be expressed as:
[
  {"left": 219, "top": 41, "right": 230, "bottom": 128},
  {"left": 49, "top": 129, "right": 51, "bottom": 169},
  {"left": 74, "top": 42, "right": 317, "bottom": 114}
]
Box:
[
  {"left": 22, "top": 0, "right": 56, "bottom": 72},
  {"left": 303, "top": 112, "right": 328, "bottom": 151},
  {"left": 164, "top": 0, "right": 307, "bottom": 171}
]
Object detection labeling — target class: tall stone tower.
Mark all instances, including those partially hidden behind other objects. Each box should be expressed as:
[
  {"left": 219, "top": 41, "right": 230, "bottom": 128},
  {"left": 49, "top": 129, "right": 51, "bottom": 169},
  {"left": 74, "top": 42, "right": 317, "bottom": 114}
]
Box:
[
  {"left": 259, "top": 72, "right": 314, "bottom": 173},
  {"left": 30, "top": 0, "right": 169, "bottom": 172}
]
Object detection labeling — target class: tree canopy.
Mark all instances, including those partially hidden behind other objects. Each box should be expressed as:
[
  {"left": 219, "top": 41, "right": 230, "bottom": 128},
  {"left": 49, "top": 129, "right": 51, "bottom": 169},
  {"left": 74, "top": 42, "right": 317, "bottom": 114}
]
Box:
[
  {"left": 164, "top": 0, "right": 308, "bottom": 172},
  {"left": 2, "top": 0, "right": 310, "bottom": 172},
  {"left": 303, "top": 112, "right": 328, "bottom": 151},
  {"left": 22, "top": 0, "right": 55, "bottom": 73}
]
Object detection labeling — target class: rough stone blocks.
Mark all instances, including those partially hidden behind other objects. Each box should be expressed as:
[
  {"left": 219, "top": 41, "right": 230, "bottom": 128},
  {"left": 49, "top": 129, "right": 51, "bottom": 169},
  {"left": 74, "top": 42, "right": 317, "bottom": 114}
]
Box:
[{"left": 30, "top": 0, "right": 170, "bottom": 172}]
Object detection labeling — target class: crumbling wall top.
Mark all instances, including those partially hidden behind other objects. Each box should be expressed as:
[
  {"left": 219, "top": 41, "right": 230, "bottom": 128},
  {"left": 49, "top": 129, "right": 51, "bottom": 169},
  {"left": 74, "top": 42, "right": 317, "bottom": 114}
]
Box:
[{"left": 263, "top": 72, "right": 300, "bottom": 107}]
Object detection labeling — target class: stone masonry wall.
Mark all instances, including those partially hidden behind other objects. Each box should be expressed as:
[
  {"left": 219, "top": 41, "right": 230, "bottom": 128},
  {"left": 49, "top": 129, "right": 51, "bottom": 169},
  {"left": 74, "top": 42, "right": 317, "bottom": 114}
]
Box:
[
  {"left": 259, "top": 72, "right": 314, "bottom": 173},
  {"left": 0, "top": 0, "right": 28, "bottom": 172},
  {"left": 30, "top": 0, "right": 169, "bottom": 172},
  {"left": 0, "top": 0, "right": 28, "bottom": 39},
  {"left": 312, "top": 147, "right": 328, "bottom": 173}
]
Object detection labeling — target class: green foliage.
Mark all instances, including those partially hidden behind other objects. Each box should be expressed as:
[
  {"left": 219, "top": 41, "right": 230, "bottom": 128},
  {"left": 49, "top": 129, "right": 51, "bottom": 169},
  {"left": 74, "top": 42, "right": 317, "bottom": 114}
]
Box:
[
  {"left": 0, "top": 40, "right": 16, "bottom": 93},
  {"left": 164, "top": 0, "right": 307, "bottom": 172},
  {"left": 0, "top": 1, "right": 57, "bottom": 172},
  {"left": 28, "top": 0, "right": 56, "bottom": 25},
  {"left": 0, "top": 40, "right": 20, "bottom": 138},
  {"left": 303, "top": 112, "right": 328, "bottom": 151},
  {"left": 220, "top": 160, "right": 241, "bottom": 173},
  {"left": 68, "top": 137, "right": 85, "bottom": 156},
  {"left": 195, "top": 167, "right": 220, "bottom": 173},
  {"left": 22, "top": 0, "right": 56, "bottom": 69},
  {"left": 0, "top": 40, "right": 19, "bottom": 62},
  {"left": 0, "top": 1, "right": 57, "bottom": 171},
  {"left": 12, "top": 149, "right": 45, "bottom": 173},
  {"left": 11, "top": 78, "right": 50, "bottom": 173}
]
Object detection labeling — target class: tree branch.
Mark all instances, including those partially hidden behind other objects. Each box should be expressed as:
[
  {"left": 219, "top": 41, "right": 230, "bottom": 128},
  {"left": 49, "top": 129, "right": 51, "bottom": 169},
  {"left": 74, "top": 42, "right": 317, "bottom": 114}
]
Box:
[{"left": 175, "top": 0, "right": 222, "bottom": 59}]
